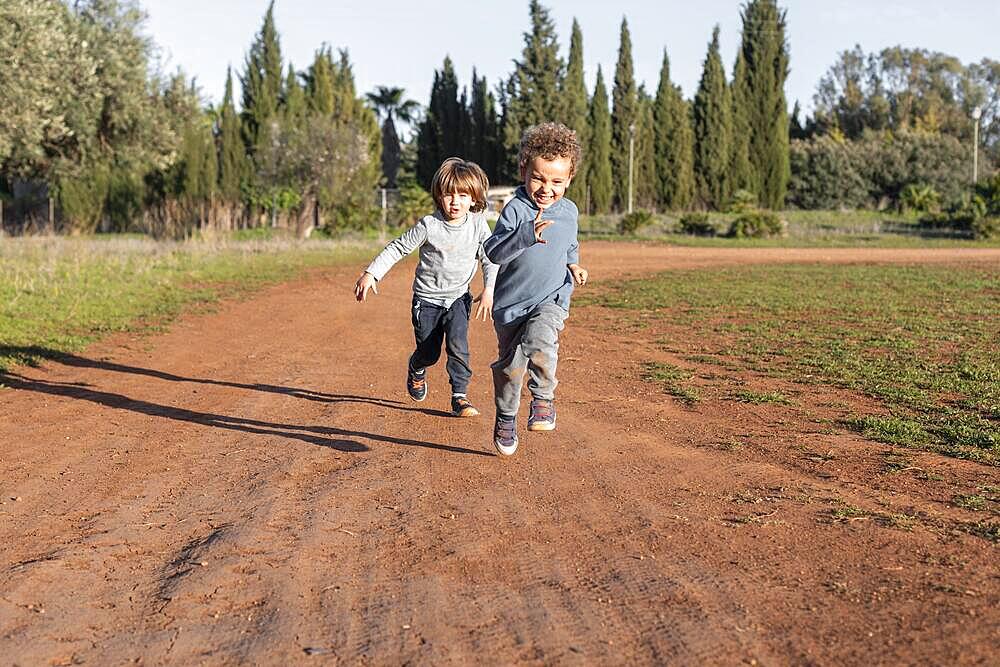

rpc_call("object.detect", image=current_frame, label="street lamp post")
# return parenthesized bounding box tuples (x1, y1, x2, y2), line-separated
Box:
(972, 106, 982, 186)
(628, 122, 636, 214)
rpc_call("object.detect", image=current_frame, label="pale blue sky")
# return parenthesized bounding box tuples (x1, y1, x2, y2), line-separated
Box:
(142, 0, 999, 127)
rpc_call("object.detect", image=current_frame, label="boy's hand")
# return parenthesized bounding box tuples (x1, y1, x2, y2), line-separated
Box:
(473, 290, 494, 321)
(354, 271, 378, 302)
(533, 208, 554, 244)
(568, 263, 589, 286)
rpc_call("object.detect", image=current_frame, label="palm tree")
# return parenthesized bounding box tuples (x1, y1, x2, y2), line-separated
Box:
(366, 86, 421, 188)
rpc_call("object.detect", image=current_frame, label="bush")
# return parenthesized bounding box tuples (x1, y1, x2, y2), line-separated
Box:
(677, 212, 717, 236)
(726, 189, 758, 214)
(726, 210, 786, 239)
(919, 195, 999, 239)
(619, 210, 654, 234)
(899, 183, 941, 214)
(393, 185, 433, 226)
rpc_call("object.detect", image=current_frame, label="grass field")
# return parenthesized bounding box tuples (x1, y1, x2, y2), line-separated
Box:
(586, 263, 1000, 464)
(579, 210, 1000, 248)
(0, 233, 373, 371)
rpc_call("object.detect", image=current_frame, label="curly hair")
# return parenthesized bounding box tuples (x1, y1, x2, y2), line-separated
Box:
(518, 122, 582, 176)
(431, 158, 489, 213)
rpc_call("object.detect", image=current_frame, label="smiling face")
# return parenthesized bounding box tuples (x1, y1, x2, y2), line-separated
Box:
(440, 190, 474, 222)
(521, 156, 574, 210)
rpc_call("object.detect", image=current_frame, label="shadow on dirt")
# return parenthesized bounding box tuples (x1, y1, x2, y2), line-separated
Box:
(0, 349, 490, 457)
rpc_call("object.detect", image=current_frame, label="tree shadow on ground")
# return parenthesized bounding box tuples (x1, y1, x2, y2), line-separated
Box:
(0, 345, 453, 417)
(0, 370, 491, 458)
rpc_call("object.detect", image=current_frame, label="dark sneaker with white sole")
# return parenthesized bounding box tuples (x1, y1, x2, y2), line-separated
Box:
(406, 367, 427, 402)
(493, 415, 518, 456)
(527, 398, 556, 431)
(451, 396, 480, 417)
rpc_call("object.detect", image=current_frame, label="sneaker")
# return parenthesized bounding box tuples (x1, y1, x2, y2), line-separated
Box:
(493, 415, 519, 456)
(451, 395, 480, 418)
(406, 367, 427, 402)
(527, 399, 556, 431)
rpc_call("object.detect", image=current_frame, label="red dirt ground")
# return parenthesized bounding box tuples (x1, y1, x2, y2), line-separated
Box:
(1, 243, 997, 665)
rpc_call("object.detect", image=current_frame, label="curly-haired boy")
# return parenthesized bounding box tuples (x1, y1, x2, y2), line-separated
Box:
(482, 122, 589, 455)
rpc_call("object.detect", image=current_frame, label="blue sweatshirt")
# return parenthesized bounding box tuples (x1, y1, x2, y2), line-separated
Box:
(483, 186, 580, 326)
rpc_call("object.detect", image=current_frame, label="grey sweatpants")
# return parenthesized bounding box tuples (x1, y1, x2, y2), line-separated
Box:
(491, 302, 568, 417)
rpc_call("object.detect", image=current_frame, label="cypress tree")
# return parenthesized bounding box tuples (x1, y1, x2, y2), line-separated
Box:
(501, 0, 564, 179)
(307, 47, 335, 116)
(469, 69, 499, 181)
(653, 51, 695, 210)
(562, 18, 589, 206)
(737, 0, 790, 209)
(218, 67, 248, 201)
(239, 1, 283, 153)
(416, 57, 463, 187)
(693, 26, 732, 209)
(611, 18, 637, 211)
(283, 63, 306, 120)
(634, 89, 657, 210)
(729, 49, 754, 197)
(588, 66, 613, 214)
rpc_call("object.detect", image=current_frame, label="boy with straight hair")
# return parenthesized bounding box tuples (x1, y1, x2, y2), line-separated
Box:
(483, 122, 589, 455)
(355, 158, 497, 417)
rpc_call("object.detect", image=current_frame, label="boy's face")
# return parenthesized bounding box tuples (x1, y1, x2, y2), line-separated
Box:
(521, 156, 574, 210)
(440, 191, 474, 222)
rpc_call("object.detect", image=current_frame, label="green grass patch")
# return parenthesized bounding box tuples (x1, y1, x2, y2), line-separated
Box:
(0, 235, 373, 372)
(734, 389, 792, 405)
(587, 263, 1000, 464)
(640, 361, 700, 404)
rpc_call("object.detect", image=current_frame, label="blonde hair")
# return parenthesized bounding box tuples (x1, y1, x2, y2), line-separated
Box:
(431, 158, 489, 213)
(518, 122, 582, 176)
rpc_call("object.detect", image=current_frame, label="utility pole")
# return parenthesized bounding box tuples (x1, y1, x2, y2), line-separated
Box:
(628, 122, 636, 214)
(972, 106, 982, 185)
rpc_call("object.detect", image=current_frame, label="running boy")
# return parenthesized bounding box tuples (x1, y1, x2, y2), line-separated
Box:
(354, 158, 497, 417)
(482, 123, 588, 455)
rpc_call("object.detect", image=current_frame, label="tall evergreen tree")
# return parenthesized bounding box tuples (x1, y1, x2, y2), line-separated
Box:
(588, 66, 613, 214)
(469, 70, 499, 181)
(561, 18, 590, 206)
(239, 1, 283, 154)
(306, 47, 335, 116)
(416, 57, 463, 187)
(693, 26, 732, 209)
(283, 63, 306, 120)
(653, 51, 695, 210)
(729, 50, 754, 196)
(611, 18, 637, 211)
(500, 0, 565, 181)
(218, 67, 249, 201)
(633, 88, 657, 210)
(737, 0, 790, 209)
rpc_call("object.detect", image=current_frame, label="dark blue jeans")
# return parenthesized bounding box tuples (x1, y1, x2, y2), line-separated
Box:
(409, 293, 473, 395)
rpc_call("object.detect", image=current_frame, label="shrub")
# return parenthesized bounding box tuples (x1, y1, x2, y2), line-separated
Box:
(677, 212, 717, 236)
(393, 185, 433, 226)
(899, 183, 941, 214)
(919, 195, 999, 239)
(726, 210, 786, 238)
(726, 189, 758, 214)
(619, 209, 654, 234)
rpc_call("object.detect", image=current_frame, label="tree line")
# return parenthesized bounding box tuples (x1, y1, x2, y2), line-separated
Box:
(0, 0, 380, 237)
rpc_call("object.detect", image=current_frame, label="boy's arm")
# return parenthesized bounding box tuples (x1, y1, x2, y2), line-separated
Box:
(477, 219, 499, 293)
(482, 204, 537, 265)
(365, 222, 428, 281)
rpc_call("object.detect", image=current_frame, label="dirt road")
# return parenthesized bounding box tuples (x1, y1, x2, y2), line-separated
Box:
(2, 243, 998, 664)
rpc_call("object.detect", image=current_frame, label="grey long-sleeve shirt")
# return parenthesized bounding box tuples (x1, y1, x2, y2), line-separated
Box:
(365, 210, 498, 307)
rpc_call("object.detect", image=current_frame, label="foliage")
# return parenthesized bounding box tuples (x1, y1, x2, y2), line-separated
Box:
(654, 51, 695, 210)
(240, 0, 282, 154)
(611, 18, 638, 211)
(677, 212, 717, 236)
(619, 209, 654, 234)
(899, 183, 941, 214)
(920, 195, 999, 239)
(393, 185, 435, 226)
(416, 57, 463, 188)
(693, 26, 732, 210)
(366, 85, 420, 188)
(726, 210, 785, 238)
(633, 92, 658, 210)
(562, 20, 590, 206)
(587, 67, 614, 215)
(736, 0, 790, 209)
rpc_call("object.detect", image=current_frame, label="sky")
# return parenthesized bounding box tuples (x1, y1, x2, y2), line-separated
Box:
(141, 0, 999, 130)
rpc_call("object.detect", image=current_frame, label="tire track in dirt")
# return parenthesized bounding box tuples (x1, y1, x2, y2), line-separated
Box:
(1, 243, 998, 664)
